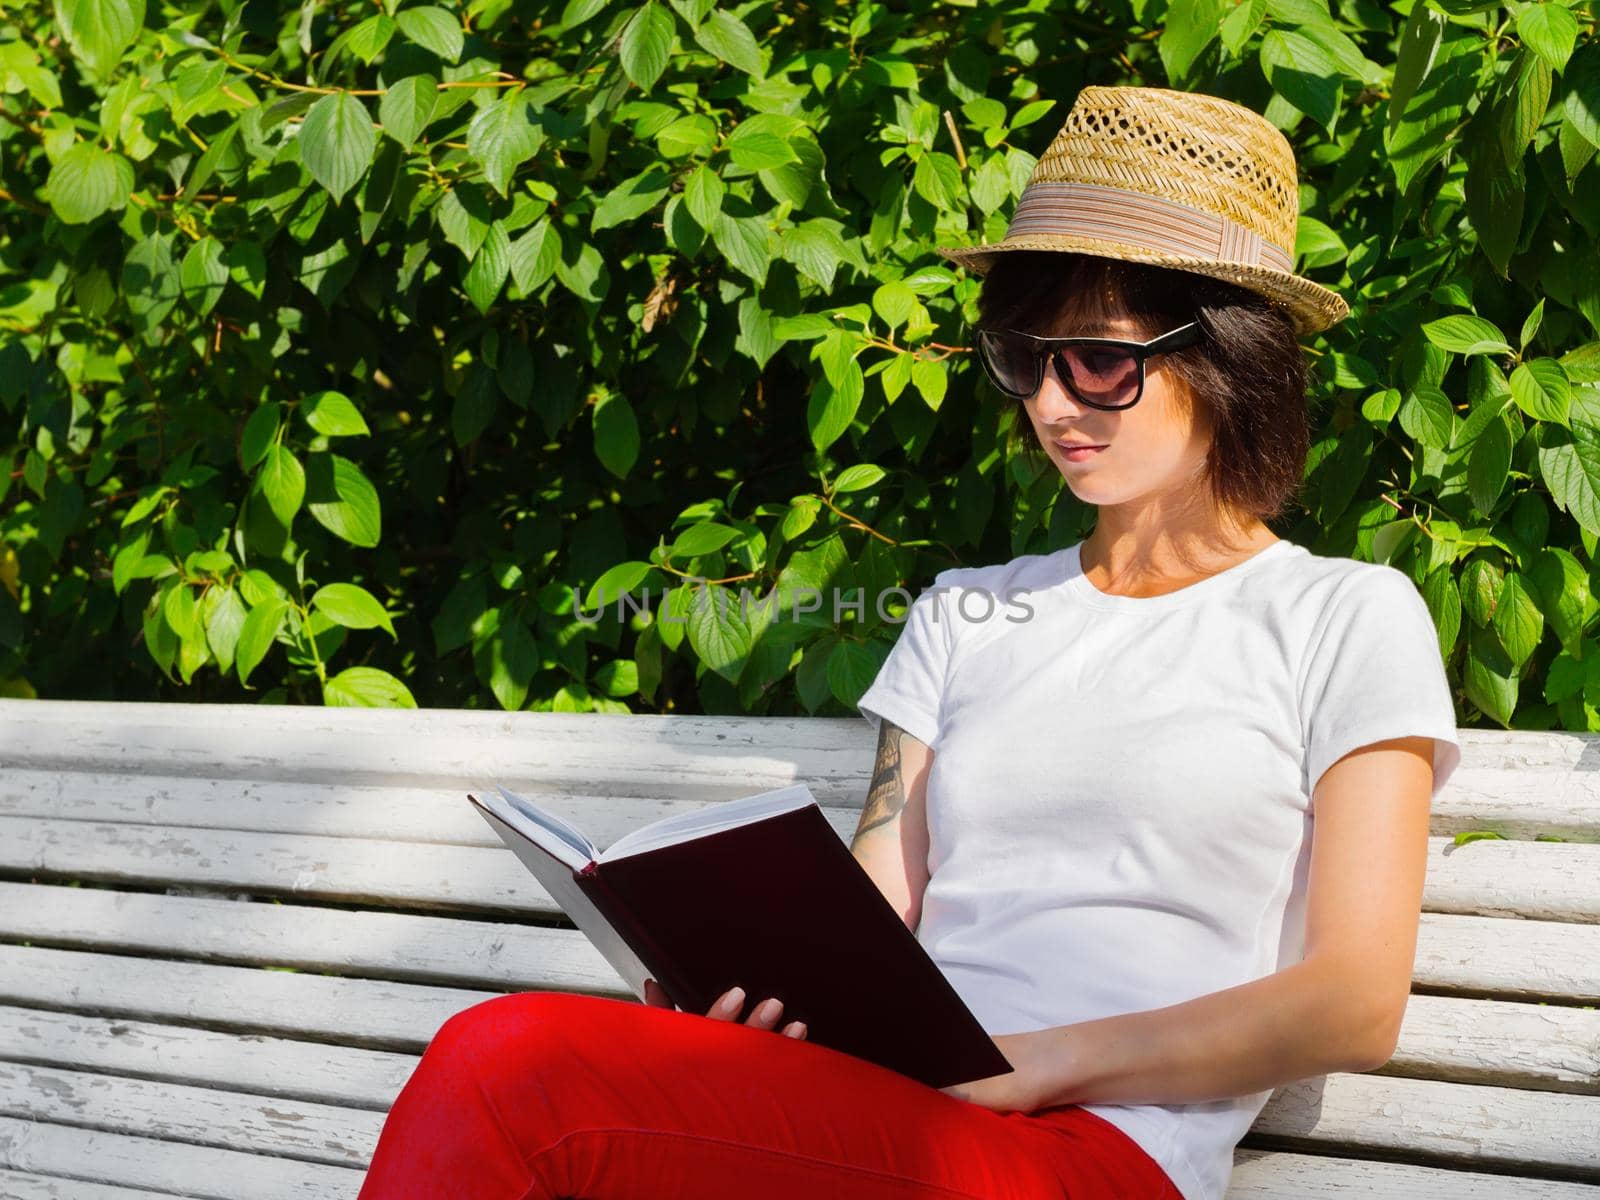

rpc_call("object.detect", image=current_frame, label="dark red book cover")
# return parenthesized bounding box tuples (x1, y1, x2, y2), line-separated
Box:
(576, 803, 1013, 1090)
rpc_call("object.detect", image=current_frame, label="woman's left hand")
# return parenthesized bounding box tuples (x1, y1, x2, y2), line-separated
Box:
(938, 1031, 1070, 1113)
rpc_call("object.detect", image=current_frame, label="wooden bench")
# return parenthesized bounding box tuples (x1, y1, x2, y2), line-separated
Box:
(0, 697, 1596, 1198)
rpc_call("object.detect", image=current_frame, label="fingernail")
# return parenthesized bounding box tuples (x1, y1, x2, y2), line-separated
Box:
(786, 1023, 807, 1039)
(719, 987, 745, 1013)
(760, 998, 783, 1021)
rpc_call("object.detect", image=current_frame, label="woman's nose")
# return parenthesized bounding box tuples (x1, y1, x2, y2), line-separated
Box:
(1031, 357, 1088, 420)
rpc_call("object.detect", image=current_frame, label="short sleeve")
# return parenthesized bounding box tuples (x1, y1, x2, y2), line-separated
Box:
(1300, 566, 1462, 803)
(856, 577, 955, 750)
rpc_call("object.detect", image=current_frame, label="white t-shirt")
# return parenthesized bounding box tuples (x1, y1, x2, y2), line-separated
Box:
(855, 537, 1461, 1200)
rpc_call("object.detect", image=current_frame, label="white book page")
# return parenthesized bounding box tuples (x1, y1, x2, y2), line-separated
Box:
(477, 785, 597, 870)
(600, 782, 817, 861)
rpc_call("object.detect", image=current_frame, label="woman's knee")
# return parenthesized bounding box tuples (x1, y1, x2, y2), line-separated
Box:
(425, 990, 625, 1065)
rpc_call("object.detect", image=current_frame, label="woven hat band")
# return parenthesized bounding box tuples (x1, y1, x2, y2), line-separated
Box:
(1005, 181, 1294, 275)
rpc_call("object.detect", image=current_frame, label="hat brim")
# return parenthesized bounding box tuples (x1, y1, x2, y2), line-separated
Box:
(935, 235, 1349, 336)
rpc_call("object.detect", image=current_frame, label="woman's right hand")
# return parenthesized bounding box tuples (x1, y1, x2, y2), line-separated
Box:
(643, 978, 807, 1040)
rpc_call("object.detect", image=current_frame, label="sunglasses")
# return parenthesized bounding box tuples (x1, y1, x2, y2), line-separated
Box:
(973, 321, 1203, 410)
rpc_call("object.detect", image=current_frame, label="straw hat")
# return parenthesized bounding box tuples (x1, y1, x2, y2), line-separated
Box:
(937, 85, 1349, 336)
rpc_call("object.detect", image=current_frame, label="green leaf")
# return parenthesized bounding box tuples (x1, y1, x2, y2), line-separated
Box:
(1466, 414, 1511, 517)
(1519, 3, 1579, 73)
(1399, 385, 1454, 448)
(911, 358, 947, 411)
(1464, 624, 1518, 727)
(235, 599, 289, 686)
(240, 403, 281, 470)
(684, 163, 724, 229)
(592, 167, 673, 231)
(833, 464, 886, 493)
(299, 92, 377, 203)
(781, 222, 846, 290)
(306, 453, 382, 547)
(1158, 0, 1228, 84)
(451, 364, 498, 446)
(1422, 314, 1514, 357)
(467, 91, 544, 197)
(259, 445, 305, 526)
(179, 236, 229, 317)
(1562, 42, 1600, 148)
(43, 143, 132, 224)
(808, 370, 862, 454)
(692, 9, 762, 76)
(1537, 420, 1600, 536)
(509, 220, 560, 293)
(871, 281, 917, 330)
(379, 73, 438, 149)
(121, 234, 179, 334)
(685, 584, 752, 683)
(203, 586, 248, 674)
(1260, 30, 1340, 130)
(312, 582, 396, 636)
(657, 114, 718, 157)
(620, 2, 675, 93)
(463, 220, 510, 313)
(593, 390, 640, 478)
(1491, 572, 1543, 668)
(911, 152, 962, 210)
(478, 618, 537, 711)
(826, 638, 883, 707)
(1511, 359, 1571, 425)
(344, 13, 396, 64)
(1499, 52, 1552, 167)
(585, 561, 654, 609)
(324, 666, 417, 707)
(671, 522, 740, 558)
(727, 130, 797, 172)
(1530, 547, 1589, 656)
(395, 6, 463, 62)
(302, 391, 370, 437)
(54, 0, 146, 78)
(711, 211, 770, 285)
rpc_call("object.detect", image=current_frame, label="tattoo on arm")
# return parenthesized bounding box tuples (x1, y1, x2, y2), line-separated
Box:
(856, 720, 909, 842)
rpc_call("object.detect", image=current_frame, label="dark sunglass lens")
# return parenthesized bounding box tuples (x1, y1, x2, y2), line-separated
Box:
(1057, 345, 1139, 406)
(979, 331, 1040, 397)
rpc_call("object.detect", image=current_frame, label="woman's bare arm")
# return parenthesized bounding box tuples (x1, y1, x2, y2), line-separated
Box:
(849, 720, 933, 932)
(1026, 735, 1435, 1107)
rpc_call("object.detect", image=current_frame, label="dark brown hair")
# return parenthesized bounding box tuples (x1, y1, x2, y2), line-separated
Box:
(974, 250, 1309, 525)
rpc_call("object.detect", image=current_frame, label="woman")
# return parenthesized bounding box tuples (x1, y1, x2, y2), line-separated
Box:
(357, 86, 1460, 1200)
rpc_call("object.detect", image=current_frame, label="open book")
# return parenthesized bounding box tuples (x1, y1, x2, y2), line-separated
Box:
(468, 782, 1012, 1090)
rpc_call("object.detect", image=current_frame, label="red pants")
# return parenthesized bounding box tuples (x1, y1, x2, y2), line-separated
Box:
(357, 990, 1182, 1199)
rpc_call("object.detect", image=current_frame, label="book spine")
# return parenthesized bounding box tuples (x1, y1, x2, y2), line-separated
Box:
(576, 861, 699, 1012)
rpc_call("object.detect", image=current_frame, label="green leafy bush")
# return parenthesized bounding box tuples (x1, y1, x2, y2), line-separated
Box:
(1, 0, 1598, 727)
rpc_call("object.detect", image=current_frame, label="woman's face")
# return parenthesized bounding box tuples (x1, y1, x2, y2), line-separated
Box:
(1022, 311, 1214, 509)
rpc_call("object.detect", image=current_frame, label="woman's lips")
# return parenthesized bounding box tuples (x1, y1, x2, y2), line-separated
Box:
(1057, 442, 1106, 462)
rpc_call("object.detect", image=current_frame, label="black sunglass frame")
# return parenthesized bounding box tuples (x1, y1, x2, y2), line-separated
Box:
(973, 321, 1204, 410)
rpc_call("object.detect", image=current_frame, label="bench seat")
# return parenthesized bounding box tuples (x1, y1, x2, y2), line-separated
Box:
(1, 699, 1596, 1197)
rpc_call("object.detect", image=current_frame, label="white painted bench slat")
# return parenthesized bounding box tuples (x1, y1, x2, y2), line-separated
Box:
(9, 815, 1600, 924)
(0, 1061, 381, 1168)
(5, 944, 1594, 1095)
(0, 1006, 417, 1111)
(5, 1044, 1597, 1178)
(1253, 1072, 1600, 1171)
(3, 702, 1598, 835)
(0, 944, 501, 1052)
(4, 880, 1595, 1004)
(0, 1168, 234, 1200)
(0, 1116, 365, 1200)
(8, 760, 1596, 844)
(1227, 1151, 1600, 1198)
